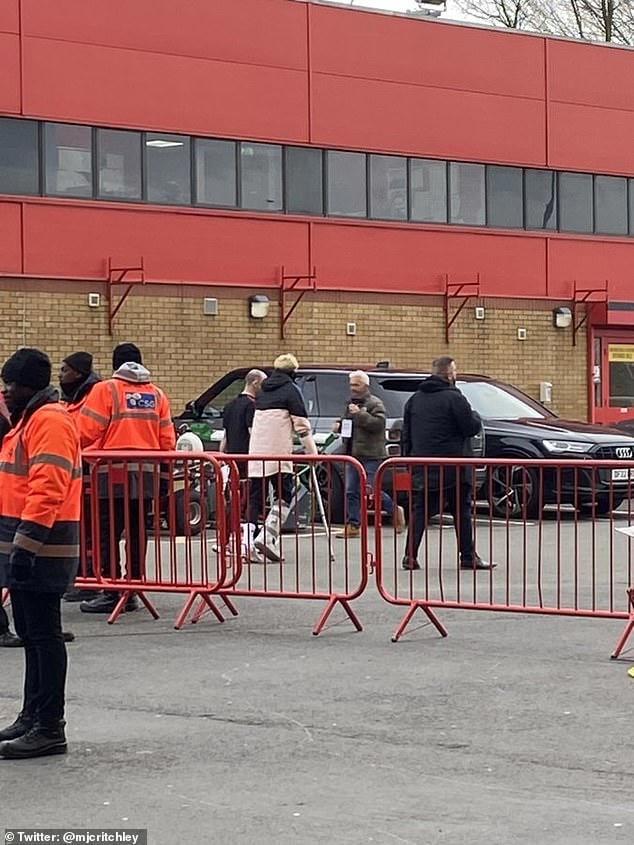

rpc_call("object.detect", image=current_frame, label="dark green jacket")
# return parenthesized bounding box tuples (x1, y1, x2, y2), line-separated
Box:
(342, 393, 387, 460)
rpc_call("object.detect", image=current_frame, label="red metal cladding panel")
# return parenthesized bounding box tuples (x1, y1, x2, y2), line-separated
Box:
(0, 201, 22, 273)
(22, 38, 309, 142)
(21, 0, 307, 71)
(311, 73, 545, 164)
(549, 40, 634, 112)
(311, 7, 545, 100)
(0, 33, 20, 114)
(549, 102, 634, 176)
(548, 238, 634, 300)
(22, 204, 309, 285)
(0, 0, 19, 33)
(312, 223, 547, 297)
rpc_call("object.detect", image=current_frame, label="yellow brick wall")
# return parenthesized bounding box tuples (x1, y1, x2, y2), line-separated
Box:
(0, 284, 588, 420)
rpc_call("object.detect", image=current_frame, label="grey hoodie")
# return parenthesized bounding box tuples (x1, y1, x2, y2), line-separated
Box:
(113, 361, 152, 384)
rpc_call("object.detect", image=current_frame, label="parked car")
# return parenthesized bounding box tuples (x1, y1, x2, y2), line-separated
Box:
(175, 365, 634, 519)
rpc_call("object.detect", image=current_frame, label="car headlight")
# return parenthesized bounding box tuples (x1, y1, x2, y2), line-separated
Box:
(541, 439, 592, 454)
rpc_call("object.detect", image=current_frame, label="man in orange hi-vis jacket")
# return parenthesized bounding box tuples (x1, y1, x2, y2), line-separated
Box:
(0, 348, 81, 760)
(77, 343, 175, 615)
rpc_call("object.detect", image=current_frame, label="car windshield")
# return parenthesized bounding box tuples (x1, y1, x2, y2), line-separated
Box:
(370, 377, 424, 417)
(458, 381, 547, 420)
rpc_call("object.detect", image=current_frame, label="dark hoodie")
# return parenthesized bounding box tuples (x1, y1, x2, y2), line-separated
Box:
(61, 370, 101, 407)
(255, 370, 308, 417)
(402, 375, 481, 460)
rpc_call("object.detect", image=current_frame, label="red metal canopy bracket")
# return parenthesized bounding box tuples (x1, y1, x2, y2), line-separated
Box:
(279, 265, 317, 340)
(107, 257, 146, 335)
(443, 273, 480, 343)
(572, 279, 608, 347)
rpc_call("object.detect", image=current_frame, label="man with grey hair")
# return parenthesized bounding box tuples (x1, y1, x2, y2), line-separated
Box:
(220, 368, 266, 474)
(335, 370, 404, 538)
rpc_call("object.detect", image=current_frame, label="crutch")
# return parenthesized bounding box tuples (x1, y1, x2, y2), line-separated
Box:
(309, 463, 335, 562)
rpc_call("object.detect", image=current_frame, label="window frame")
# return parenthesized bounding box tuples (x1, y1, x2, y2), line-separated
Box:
(143, 130, 192, 207)
(95, 127, 143, 203)
(192, 137, 239, 209)
(42, 121, 95, 200)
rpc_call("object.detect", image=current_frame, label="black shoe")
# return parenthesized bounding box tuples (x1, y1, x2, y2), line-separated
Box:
(79, 591, 118, 614)
(63, 589, 95, 603)
(125, 595, 139, 612)
(460, 555, 497, 570)
(401, 557, 421, 571)
(0, 724, 67, 759)
(62, 631, 75, 643)
(0, 712, 33, 742)
(0, 630, 22, 647)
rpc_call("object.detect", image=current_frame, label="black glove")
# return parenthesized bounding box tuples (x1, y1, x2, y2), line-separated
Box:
(8, 547, 36, 583)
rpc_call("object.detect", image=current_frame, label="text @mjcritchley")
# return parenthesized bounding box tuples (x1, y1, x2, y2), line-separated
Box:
(4, 833, 146, 845)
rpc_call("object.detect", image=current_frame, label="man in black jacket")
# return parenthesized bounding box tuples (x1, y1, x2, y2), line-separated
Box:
(401, 356, 495, 572)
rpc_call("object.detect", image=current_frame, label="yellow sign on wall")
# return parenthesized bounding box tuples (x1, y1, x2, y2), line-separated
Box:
(609, 344, 634, 362)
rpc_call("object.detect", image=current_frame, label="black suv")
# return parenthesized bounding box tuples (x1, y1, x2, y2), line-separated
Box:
(176, 366, 634, 518)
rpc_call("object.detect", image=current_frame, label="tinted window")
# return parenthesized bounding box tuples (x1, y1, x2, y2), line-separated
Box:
(0, 118, 39, 195)
(146, 133, 191, 204)
(370, 378, 423, 417)
(203, 377, 244, 417)
(458, 381, 546, 420)
(369, 154, 407, 220)
(326, 151, 367, 217)
(594, 175, 627, 235)
(195, 139, 236, 207)
(486, 165, 523, 228)
(285, 147, 323, 215)
(449, 163, 485, 225)
(524, 169, 556, 230)
(410, 159, 447, 223)
(44, 123, 92, 198)
(240, 142, 282, 211)
(97, 129, 142, 200)
(558, 172, 593, 233)
(295, 375, 318, 416)
(317, 373, 352, 416)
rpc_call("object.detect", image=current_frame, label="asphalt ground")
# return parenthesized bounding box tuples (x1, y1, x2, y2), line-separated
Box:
(1, 517, 634, 845)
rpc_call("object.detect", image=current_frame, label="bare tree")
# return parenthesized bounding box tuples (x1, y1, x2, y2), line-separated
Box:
(454, 0, 634, 44)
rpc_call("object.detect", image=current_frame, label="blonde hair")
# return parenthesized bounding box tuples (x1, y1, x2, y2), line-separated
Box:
(273, 353, 299, 372)
(349, 370, 370, 385)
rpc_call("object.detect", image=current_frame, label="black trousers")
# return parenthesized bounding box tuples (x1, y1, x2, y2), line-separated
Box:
(405, 483, 475, 564)
(247, 473, 294, 525)
(0, 601, 9, 634)
(98, 498, 151, 581)
(10, 589, 67, 727)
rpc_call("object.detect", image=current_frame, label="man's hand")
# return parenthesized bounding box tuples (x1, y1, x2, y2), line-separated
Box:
(347, 403, 361, 415)
(8, 547, 36, 583)
(332, 420, 341, 433)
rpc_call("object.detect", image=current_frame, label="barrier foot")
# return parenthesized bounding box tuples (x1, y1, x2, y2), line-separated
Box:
(174, 592, 227, 628)
(611, 589, 634, 659)
(220, 595, 239, 617)
(107, 590, 158, 625)
(391, 602, 448, 643)
(312, 597, 362, 636)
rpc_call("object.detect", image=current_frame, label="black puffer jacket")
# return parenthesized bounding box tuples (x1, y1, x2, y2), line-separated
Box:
(402, 376, 481, 488)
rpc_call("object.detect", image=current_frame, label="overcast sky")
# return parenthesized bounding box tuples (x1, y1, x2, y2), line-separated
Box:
(327, 0, 474, 23)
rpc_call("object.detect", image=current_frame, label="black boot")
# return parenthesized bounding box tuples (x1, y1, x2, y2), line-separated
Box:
(63, 589, 95, 603)
(79, 591, 118, 614)
(0, 712, 33, 742)
(0, 722, 67, 759)
(0, 630, 22, 647)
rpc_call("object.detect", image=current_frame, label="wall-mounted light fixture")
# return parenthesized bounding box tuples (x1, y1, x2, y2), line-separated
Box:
(249, 294, 270, 319)
(552, 306, 573, 329)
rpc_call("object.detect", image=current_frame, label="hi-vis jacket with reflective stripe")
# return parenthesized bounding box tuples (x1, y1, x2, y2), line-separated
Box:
(0, 387, 82, 593)
(78, 362, 176, 498)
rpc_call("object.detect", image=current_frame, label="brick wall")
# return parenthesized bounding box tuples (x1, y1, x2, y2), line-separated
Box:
(0, 282, 588, 420)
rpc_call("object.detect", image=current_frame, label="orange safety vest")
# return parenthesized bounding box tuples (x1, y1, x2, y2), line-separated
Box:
(0, 392, 82, 593)
(78, 376, 176, 496)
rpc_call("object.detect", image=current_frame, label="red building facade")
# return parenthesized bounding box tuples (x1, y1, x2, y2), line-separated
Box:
(1, 0, 633, 419)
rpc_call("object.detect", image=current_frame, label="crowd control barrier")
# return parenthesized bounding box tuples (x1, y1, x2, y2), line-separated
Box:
(77, 451, 235, 626)
(75, 451, 371, 634)
(374, 457, 634, 657)
(190, 453, 371, 635)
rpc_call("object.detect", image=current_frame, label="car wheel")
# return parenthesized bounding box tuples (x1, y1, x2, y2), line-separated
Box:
(315, 463, 346, 525)
(174, 488, 203, 536)
(488, 458, 541, 519)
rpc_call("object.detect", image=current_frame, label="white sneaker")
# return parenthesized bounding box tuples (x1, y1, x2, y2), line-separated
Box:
(248, 547, 266, 564)
(253, 538, 284, 563)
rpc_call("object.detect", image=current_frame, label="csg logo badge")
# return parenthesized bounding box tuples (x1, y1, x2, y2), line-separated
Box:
(126, 392, 157, 410)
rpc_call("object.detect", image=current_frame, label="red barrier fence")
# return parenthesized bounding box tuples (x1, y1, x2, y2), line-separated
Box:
(374, 457, 634, 657)
(75, 451, 371, 634)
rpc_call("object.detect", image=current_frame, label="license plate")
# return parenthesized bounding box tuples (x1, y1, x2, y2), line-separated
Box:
(611, 468, 634, 481)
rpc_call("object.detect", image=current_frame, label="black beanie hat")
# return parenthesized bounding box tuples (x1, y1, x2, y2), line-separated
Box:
(63, 351, 93, 377)
(112, 342, 142, 371)
(1, 348, 51, 391)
